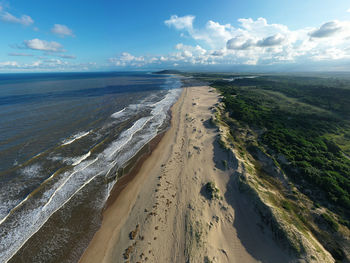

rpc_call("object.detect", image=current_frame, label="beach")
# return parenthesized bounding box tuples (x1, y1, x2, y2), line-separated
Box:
(79, 85, 291, 263)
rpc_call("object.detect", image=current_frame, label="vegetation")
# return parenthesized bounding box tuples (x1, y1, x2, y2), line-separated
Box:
(153, 69, 183, 74)
(205, 181, 221, 200)
(321, 213, 339, 232)
(212, 75, 350, 221)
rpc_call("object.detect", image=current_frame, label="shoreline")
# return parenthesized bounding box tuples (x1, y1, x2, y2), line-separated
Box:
(79, 87, 185, 262)
(103, 125, 166, 212)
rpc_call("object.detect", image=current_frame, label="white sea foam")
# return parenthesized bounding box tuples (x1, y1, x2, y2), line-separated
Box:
(111, 108, 126, 118)
(105, 117, 151, 160)
(20, 164, 42, 178)
(72, 151, 91, 166)
(61, 131, 90, 146)
(42, 157, 99, 211)
(4, 170, 104, 263)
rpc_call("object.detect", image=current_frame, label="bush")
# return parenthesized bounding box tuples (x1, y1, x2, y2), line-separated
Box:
(321, 213, 339, 232)
(206, 182, 221, 200)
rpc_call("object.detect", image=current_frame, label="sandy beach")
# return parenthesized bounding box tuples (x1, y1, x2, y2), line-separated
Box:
(79, 86, 291, 263)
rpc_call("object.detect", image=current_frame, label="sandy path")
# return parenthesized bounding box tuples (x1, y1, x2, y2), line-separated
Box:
(80, 86, 290, 263)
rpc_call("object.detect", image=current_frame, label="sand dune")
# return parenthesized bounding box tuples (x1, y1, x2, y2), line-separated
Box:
(79, 86, 291, 263)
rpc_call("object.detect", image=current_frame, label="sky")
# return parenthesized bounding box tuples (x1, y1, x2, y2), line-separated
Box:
(1, 0, 350, 72)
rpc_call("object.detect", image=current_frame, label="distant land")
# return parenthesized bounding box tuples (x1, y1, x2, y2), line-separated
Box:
(153, 69, 183, 74)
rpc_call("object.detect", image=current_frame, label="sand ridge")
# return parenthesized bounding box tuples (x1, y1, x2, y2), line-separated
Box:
(80, 86, 291, 263)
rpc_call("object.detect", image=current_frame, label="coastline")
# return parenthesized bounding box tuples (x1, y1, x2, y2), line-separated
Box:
(80, 85, 291, 263)
(79, 87, 185, 263)
(103, 131, 166, 212)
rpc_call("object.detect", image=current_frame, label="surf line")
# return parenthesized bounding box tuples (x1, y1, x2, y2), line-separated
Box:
(42, 157, 99, 211)
(5, 170, 104, 263)
(61, 131, 91, 146)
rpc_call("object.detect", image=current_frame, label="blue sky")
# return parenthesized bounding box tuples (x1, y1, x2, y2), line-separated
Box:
(1, 0, 350, 72)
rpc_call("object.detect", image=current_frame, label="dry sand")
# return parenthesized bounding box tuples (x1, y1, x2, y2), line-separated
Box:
(79, 86, 291, 263)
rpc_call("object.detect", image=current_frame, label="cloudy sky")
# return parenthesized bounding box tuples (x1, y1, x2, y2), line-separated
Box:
(1, 0, 350, 72)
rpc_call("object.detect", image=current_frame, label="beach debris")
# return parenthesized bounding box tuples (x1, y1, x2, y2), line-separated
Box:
(212, 215, 219, 223)
(193, 145, 201, 153)
(129, 224, 140, 240)
(123, 244, 135, 259)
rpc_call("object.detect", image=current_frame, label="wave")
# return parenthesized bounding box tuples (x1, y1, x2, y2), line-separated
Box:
(61, 131, 91, 146)
(111, 108, 126, 118)
(72, 151, 91, 166)
(105, 117, 151, 160)
(5, 169, 104, 263)
(42, 157, 99, 211)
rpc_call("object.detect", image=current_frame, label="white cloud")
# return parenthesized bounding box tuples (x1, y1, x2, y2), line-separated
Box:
(227, 36, 254, 50)
(257, 33, 285, 47)
(309, 21, 342, 38)
(192, 20, 235, 48)
(0, 6, 33, 26)
(165, 15, 195, 31)
(109, 16, 350, 69)
(109, 52, 146, 67)
(1, 12, 33, 26)
(211, 50, 225, 56)
(24, 39, 64, 52)
(347, 8, 350, 13)
(0, 61, 19, 67)
(51, 24, 74, 37)
(163, 15, 350, 66)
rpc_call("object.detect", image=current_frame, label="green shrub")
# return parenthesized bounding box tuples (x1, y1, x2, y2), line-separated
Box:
(206, 182, 220, 200)
(321, 213, 339, 232)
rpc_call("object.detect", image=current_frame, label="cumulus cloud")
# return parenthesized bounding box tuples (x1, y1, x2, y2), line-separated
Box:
(165, 15, 195, 30)
(192, 20, 236, 48)
(0, 6, 33, 26)
(51, 24, 74, 37)
(309, 21, 342, 38)
(227, 36, 254, 50)
(109, 52, 146, 67)
(226, 33, 284, 50)
(211, 50, 225, 56)
(347, 8, 350, 13)
(108, 43, 223, 68)
(163, 15, 350, 66)
(23, 39, 64, 52)
(110, 15, 350, 69)
(257, 33, 285, 47)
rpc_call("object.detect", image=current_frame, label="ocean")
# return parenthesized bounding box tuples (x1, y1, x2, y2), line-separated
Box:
(0, 72, 182, 262)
